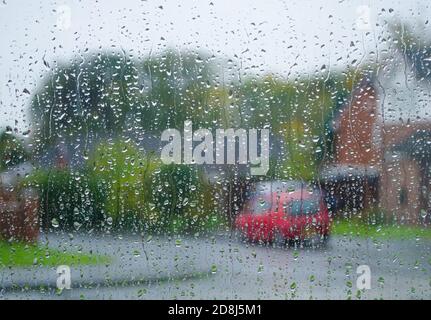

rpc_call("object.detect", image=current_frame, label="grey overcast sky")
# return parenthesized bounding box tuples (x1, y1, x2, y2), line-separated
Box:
(1, 0, 430, 132)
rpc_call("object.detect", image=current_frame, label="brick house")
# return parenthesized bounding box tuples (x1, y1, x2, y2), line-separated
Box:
(321, 62, 431, 224)
(321, 76, 381, 214)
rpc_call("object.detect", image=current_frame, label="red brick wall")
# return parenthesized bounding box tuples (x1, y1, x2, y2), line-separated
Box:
(380, 156, 421, 224)
(334, 84, 381, 166)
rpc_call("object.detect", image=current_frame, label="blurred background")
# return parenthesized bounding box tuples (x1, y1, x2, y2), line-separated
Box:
(0, 0, 430, 300)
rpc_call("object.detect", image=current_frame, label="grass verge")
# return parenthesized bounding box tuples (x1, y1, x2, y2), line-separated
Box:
(332, 219, 431, 240)
(0, 241, 111, 268)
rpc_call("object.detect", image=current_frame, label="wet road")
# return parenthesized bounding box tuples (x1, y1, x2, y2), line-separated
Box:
(1, 233, 430, 299)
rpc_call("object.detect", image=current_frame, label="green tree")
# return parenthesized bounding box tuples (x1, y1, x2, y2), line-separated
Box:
(31, 51, 141, 153)
(31, 49, 228, 158)
(151, 164, 199, 219)
(137, 49, 228, 132)
(0, 131, 28, 171)
(233, 72, 352, 181)
(87, 139, 160, 231)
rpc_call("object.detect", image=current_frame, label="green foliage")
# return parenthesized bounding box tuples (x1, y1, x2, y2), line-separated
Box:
(87, 139, 160, 231)
(332, 217, 431, 240)
(24, 138, 222, 234)
(23, 168, 106, 231)
(136, 49, 229, 132)
(31, 49, 227, 155)
(233, 73, 353, 181)
(151, 164, 221, 234)
(151, 164, 199, 218)
(0, 131, 28, 171)
(31, 51, 141, 152)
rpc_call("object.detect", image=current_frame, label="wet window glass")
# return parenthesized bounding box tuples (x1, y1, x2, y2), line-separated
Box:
(0, 0, 430, 301)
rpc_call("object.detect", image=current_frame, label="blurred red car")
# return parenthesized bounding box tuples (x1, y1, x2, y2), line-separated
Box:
(235, 181, 330, 246)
